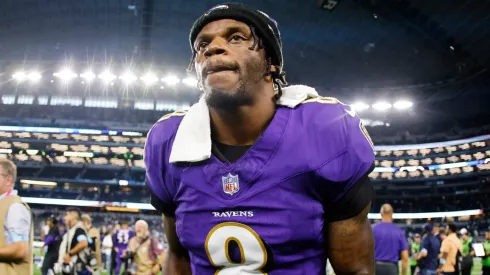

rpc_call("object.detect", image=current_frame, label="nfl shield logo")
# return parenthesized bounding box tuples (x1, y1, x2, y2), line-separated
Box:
(222, 173, 239, 196)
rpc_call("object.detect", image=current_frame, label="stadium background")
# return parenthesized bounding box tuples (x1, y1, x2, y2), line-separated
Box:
(1, 0, 490, 274)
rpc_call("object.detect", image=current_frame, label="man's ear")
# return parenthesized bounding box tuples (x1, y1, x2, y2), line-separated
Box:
(270, 65, 277, 73)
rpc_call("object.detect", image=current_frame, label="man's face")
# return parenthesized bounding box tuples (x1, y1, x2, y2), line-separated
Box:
(47, 220, 53, 228)
(121, 224, 129, 230)
(486, 232, 490, 240)
(64, 212, 73, 228)
(415, 236, 420, 244)
(135, 223, 148, 238)
(462, 234, 468, 241)
(84, 221, 92, 230)
(0, 167, 12, 194)
(194, 19, 269, 110)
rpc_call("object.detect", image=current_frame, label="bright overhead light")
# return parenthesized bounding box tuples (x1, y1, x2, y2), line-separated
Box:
(12, 71, 27, 81)
(27, 72, 42, 82)
(351, 102, 369, 112)
(161, 75, 180, 86)
(119, 180, 129, 186)
(119, 71, 137, 84)
(182, 76, 198, 87)
(140, 73, 158, 86)
(393, 100, 413, 110)
(80, 71, 96, 81)
(53, 69, 78, 81)
(98, 71, 117, 83)
(372, 101, 392, 112)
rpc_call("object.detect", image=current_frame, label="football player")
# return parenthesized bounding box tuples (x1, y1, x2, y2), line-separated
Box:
(112, 221, 134, 275)
(145, 3, 375, 274)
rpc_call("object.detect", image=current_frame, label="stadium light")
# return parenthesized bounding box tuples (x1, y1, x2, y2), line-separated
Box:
(140, 73, 158, 86)
(394, 100, 413, 110)
(119, 180, 129, 186)
(27, 72, 42, 82)
(80, 71, 96, 82)
(12, 71, 27, 82)
(372, 101, 392, 112)
(161, 75, 180, 86)
(351, 102, 369, 112)
(53, 69, 78, 82)
(182, 76, 198, 87)
(98, 70, 117, 83)
(119, 71, 137, 84)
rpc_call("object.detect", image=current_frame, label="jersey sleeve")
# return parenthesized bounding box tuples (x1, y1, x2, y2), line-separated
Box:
(317, 103, 375, 222)
(144, 119, 181, 217)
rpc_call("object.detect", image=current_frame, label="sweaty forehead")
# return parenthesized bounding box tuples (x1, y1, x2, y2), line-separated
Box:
(196, 19, 250, 40)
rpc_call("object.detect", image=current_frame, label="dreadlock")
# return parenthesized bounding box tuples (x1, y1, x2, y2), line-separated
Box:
(249, 25, 287, 100)
(187, 25, 287, 99)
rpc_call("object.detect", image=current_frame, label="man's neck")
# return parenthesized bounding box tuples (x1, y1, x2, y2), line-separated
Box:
(210, 92, 276, 146)
(381, 217, 392, 223)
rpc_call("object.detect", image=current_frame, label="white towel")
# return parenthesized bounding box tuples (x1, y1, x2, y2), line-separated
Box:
(169, 85, 319, 163)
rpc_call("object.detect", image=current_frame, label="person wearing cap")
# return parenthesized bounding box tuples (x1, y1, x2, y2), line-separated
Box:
(482, 230, 490, 275)
(145, 2, 376, 275)
(417, 223, 441, 275)
(41, 216, 61, 275)
(372, 204, 409, 275)
(459, 228, 474, 275)
(410, 234, 422, 275)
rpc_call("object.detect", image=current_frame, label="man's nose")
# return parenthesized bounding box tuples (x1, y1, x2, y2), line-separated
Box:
(204, 38, 227, 58)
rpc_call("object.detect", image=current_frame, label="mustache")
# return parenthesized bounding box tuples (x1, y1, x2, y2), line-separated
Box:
(202, 60, 239, 78)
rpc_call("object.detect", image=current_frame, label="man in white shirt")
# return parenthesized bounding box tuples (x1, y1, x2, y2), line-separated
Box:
(102, 229, 113, 272)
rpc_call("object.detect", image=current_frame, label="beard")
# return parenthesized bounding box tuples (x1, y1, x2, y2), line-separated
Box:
(204, 80, 255, 111)
(200, 53, 268, 111)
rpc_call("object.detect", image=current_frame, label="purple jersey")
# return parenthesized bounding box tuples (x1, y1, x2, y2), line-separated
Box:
(145, 98, 375, 275)
(113, 229, 135, 250)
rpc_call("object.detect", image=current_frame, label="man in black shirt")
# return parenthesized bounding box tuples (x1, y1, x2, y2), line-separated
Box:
(56, 207, 90, 275)
(41, 216, 61, 275)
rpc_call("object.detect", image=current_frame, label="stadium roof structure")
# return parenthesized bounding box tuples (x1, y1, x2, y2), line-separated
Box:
(0, 0, 489, 125)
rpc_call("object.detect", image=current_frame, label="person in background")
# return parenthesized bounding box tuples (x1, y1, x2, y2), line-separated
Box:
(125, 220, 162, 275)
(82, 214, 101, 271)
(110, 224, 121, 275)
(0, 159, 33, 275)
(113, 221, 134, 275)
(417, 223, 441, 275)
(55, 207, 90, 275)
(409, 234, 421, 275)
(459, 228, 474, 275)
(433, 224, 441, 240)
(102, 227, 113, 273)
(41, 216, 61, 275)
(438, 223, 462, 275)
(482, 230, 490, 275)
(41, 219, 50, 240)
(372, 204, 409, 275)
(438, 227, 447, 241)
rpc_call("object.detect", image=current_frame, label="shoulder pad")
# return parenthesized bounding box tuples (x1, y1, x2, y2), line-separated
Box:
(147, 111, 186, 147)
(156, 110, 187, 123)
(300, 96, 340, 105)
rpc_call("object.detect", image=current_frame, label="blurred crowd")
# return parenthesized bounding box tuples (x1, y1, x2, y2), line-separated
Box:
(38, 208, 166, 275)
(373, 204, 490, 275)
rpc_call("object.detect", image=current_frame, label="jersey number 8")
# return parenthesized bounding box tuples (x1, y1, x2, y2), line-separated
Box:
(205, 222, 269, 275)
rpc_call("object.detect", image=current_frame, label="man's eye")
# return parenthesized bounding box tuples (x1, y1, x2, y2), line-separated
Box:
(230, 35, 245, 41)
(197, 43, 208, 51)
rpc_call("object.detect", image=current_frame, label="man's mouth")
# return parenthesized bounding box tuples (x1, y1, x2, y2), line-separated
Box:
(205, 65, 237, 76)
